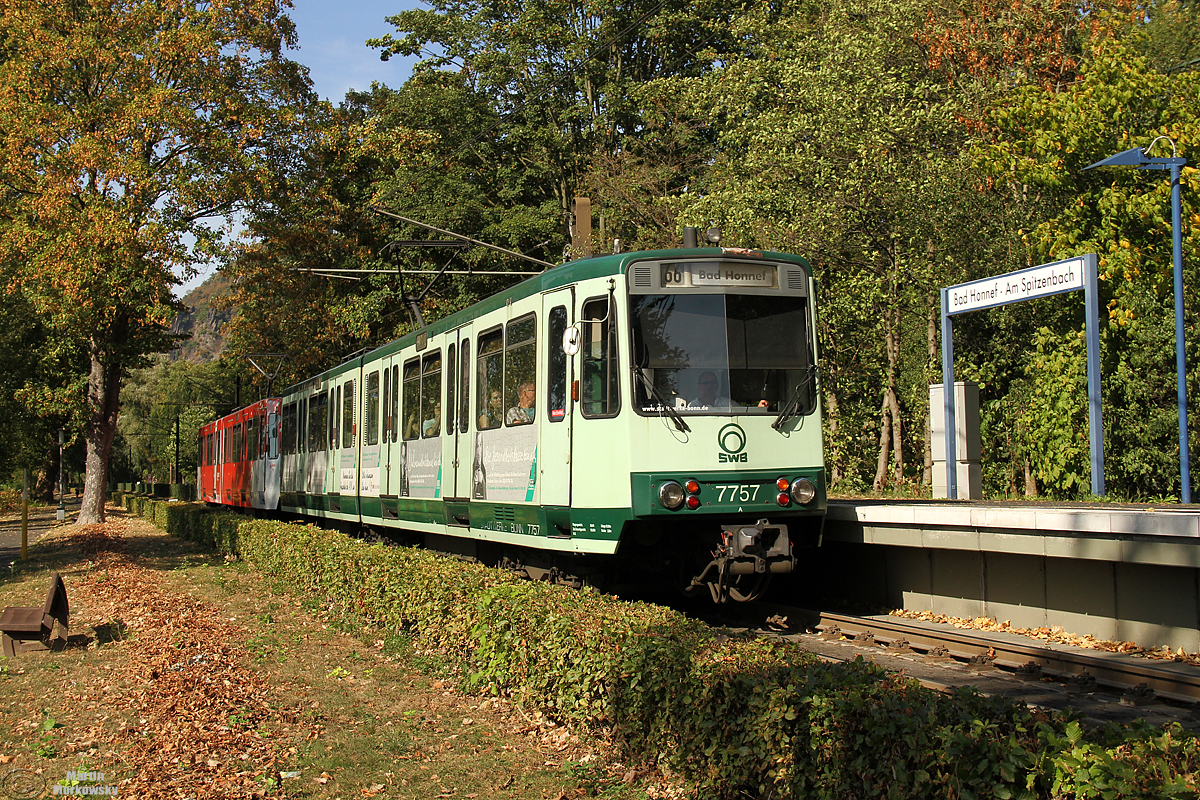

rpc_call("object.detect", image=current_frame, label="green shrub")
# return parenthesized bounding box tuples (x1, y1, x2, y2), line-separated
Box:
(130, 498, 1200, 799)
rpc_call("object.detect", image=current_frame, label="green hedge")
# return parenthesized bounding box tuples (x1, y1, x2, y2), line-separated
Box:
(115, 494, 1200, 799)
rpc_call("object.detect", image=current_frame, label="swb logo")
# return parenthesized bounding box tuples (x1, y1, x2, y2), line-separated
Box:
(717, 424, 748, 462)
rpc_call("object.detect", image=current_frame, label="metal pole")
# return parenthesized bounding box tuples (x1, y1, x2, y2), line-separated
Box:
(1171, 163, 1192, 503)
(175, 415, 180, 485)
(56, 429, 65, 522)
(940, 288, 958, 499)
(21, 469, 28, 560)
(1084, 254, 1105, 497)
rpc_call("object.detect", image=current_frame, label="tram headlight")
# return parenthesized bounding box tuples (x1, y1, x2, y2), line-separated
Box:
(659, 481, 685, 510)
(791, 478, 817, 505)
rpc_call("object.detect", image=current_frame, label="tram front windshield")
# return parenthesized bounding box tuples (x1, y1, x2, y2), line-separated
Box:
(630, 293, 816, 415)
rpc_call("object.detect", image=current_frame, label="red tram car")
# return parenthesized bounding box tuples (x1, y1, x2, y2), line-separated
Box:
(197, 398, 282, 510)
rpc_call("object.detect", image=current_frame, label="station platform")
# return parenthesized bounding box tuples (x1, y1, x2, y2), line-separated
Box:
(801, 500, 1200, 653)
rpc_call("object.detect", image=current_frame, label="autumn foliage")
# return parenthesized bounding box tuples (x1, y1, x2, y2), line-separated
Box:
(0, 0, 313, 522)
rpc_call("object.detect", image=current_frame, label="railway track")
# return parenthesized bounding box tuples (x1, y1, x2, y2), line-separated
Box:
(737, 604, 1200, 713)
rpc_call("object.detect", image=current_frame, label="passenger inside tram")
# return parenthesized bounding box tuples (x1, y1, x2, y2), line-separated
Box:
(506, 381, 535, 425)
(423, 402, 441, 436)
(478, 390, 503, 430)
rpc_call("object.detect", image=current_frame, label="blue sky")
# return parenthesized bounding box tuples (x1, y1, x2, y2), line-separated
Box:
(289, 0, 424, 104)
(177, 1, 426, 296)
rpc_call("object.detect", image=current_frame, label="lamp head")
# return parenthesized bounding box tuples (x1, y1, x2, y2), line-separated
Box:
(1083, 147, 1150, 170)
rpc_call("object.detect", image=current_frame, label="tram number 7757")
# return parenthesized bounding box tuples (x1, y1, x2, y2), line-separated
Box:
(714, 484, 762, 503)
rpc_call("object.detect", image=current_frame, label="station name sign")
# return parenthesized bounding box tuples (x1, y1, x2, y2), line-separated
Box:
(947, 257, 1085, 315)
(661, 261, 777, 289)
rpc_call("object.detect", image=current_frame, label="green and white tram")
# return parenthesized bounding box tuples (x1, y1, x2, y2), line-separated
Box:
(274, 244, 825, 602)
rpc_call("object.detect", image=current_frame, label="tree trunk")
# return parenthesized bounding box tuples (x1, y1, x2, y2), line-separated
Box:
(77, 348, 122, 525)
(821, 321, 842, 487)
(889, 303, 904, 486)
(924, 301, 937, 486)
(873, 303, 902, 492)
(873, 392, 892, 492)
(824, 383, 842, 487)
(33, 446, 58, 502)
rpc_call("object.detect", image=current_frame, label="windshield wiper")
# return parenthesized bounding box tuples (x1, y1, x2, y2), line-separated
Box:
(772, 366, 818, 431)
(633, 369, 691, 434)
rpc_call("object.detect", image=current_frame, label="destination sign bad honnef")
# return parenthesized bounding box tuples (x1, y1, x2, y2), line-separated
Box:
(661, 262, 778, 289)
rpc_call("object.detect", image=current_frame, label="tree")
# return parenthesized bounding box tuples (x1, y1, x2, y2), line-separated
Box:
(118, 356, 238, 484)
(223, 75, 563, 383)
(0, 0, 313, 522)
(649, 0, 1010, 490)
(0, 290, 88, 498)
(368, 0, 737, 248)
(977, 25, 1200, 498)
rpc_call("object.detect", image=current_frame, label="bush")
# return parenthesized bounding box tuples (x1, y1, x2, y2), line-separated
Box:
(125, 497, 1200, 799)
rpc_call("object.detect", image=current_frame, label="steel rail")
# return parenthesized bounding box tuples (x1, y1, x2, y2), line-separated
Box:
(764, 605, 1200, 705)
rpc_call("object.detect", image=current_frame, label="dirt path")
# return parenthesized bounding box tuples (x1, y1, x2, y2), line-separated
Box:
(0, 497, 80, 566)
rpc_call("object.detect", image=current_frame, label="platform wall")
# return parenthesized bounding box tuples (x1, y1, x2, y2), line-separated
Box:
(793, 503, 1200, 652)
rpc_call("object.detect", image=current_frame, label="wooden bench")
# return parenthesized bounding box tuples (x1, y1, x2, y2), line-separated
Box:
(0, 573, 69, 657)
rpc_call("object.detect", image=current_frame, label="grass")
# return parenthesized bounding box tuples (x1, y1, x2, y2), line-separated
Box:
(0, 507, 664, 800)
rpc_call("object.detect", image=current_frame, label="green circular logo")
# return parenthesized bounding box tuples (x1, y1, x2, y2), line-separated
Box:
(718, 423, 746, 455)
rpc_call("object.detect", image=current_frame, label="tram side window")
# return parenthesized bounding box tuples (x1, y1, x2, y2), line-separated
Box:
(390, 366, 400, 442)
(282, 403, 296, 455)
(366, 372, 380, 446)
(446, 344, 456, 434)
(402, 358, 421, 440)
(421, 351, 441, 437)
(581, 297, 619, 417)
(342, 380, 355, 449)
(309, 392, 328, 452)
(476, 329, 503, 430)
(383, 367, 392, 442)
(298, 398, 308, 453)
(548, 306, 568, 422)
(246, 415, 258, 461)
(231, 423, 243, 463)
(459, 339, 471, 433)
(331, 385, 341, 450)
(505, 314, 536, 426)
(267, 409, 280, 459)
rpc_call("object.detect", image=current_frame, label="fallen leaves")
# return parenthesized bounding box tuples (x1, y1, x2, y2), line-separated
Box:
(52, 519, 298, 798)
(890, 608, 1200, 664)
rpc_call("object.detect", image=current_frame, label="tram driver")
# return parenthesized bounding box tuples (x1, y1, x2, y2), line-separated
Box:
(688, 371, 730, 409)
(685, 371, 770, 411)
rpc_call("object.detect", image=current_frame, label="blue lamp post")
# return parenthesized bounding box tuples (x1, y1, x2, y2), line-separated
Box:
(1084, 138, 1191, 503)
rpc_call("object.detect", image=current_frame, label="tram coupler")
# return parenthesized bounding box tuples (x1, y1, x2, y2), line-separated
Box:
(719, 519, 794, 576)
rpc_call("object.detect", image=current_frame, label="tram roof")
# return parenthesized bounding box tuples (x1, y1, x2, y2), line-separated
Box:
(279, 247, 810, 395)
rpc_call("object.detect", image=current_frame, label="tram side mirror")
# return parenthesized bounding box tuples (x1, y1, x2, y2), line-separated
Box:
(562, 325, 581, 356)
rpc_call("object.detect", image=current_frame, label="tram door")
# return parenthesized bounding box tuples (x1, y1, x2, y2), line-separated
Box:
(540, 288, 574, 508)
(447, 326, 473, 500)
